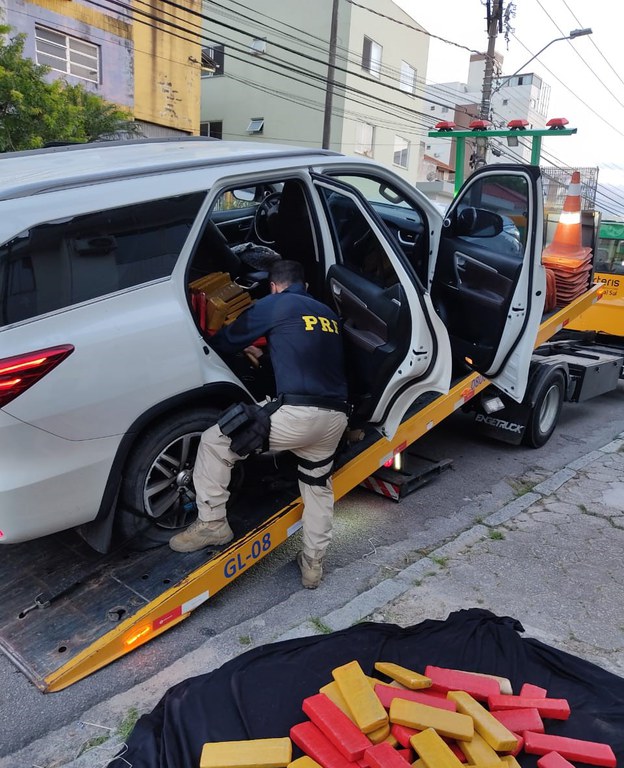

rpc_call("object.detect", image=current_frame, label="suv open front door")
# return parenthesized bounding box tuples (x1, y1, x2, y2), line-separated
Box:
(431, 164, 546, 401)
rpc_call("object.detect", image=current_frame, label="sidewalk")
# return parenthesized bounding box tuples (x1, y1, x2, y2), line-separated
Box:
(3, 431, 624, 768)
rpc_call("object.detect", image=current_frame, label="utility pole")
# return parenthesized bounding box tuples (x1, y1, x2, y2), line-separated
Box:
(322, 0, 340, 149)
(475, 0, 504, 167)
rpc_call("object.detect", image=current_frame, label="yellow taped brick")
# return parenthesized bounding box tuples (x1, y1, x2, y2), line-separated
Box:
(200, 738, 292, 768)
(410, 728, 465, 768)
(447, 690, 517, 752)
(367, 722, 391, 744)
(374, 662, 432, 689)
(390, 698, 473, 741)
(501, 757, 522, 768)
(319, 681, 354, 720)
(383, 733, 399, 748)
(333, 660, 388, 734)
(288, 758, 322, 768)
(412, 760, 426, 768)
(458, 732, 503, 766)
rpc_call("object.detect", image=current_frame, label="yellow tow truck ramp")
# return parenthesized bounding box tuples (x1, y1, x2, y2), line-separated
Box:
(0, 286, 602, 692)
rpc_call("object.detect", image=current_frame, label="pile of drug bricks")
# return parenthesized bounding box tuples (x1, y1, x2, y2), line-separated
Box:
(200, 661, 617, 768)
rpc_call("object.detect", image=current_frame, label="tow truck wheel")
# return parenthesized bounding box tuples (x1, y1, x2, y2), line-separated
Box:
(117, 408, 221, 548)
(523, 369, 565, 448)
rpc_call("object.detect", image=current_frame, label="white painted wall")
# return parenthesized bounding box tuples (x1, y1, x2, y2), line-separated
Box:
(200, 0, 430, 179)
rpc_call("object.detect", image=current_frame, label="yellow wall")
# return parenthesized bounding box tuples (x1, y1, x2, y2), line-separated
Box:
(28, 0, 131, 38)
(132, 0, 202, 134)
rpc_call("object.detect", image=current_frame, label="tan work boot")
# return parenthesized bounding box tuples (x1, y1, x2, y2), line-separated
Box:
(297, 551, 323, 589)
(169, 518, 233, 552)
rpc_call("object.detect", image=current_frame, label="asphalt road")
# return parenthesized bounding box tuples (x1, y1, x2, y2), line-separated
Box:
(3, 382, 624, 756)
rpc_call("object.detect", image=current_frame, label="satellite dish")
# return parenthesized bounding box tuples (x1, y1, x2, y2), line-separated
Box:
(426, 171, 436, 181)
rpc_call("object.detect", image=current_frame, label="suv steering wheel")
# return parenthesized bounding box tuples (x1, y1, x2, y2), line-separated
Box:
(253, 192, 281, 245)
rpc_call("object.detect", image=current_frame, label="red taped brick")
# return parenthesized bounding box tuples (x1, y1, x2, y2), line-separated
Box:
(491, 708, 544, 733)
(488, 695, 570, 720)
(375, 684, 456, 712)
(537, 752, 577, 768)
(365, 742, 411, 768)
(424, 666, 500, 701)
(390, 725, 420, 748)
(523, 732, 617, 768)
(521, 683, 548, 698)
(397, 749, 413, 763)
(290, 722, 354, 768)
(303, 694, 371, 761)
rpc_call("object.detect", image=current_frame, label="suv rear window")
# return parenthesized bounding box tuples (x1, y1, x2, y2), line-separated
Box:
(0, 192, 205, 326)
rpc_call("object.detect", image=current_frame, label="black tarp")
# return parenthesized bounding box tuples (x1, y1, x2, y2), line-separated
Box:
(111, 609, 624, 767)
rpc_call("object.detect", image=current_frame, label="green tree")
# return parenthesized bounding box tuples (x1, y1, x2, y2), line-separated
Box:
(0, 23, 139, 151)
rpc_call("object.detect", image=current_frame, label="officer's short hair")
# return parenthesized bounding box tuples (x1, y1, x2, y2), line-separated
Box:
(269, 260, 305, 287)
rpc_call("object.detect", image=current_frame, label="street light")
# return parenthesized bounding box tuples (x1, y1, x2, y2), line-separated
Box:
(492, 28, 593, 96)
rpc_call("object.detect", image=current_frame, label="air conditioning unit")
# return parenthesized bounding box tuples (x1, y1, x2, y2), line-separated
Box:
(250, 38, 267, 55)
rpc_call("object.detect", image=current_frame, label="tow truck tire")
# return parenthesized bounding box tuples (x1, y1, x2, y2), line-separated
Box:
(117, 408, 221, 548)
(523, 369, 565, 448)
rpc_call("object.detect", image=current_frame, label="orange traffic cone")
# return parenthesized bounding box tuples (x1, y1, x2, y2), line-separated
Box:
(542, 170, 592, 306)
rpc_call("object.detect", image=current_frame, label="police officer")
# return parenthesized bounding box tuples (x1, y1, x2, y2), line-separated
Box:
(169, 260, 349, 589)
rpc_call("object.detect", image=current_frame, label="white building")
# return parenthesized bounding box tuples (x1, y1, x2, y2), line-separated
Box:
(425, 53, 551, 172)
(200, 0, 430, 182)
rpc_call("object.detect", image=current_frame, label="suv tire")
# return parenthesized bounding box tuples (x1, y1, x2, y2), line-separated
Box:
(117, 408, 221, 548)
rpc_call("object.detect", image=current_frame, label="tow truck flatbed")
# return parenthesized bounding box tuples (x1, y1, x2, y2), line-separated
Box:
(0, 285, 602, 692)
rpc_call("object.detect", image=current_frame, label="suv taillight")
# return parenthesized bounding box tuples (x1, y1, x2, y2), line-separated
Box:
(0, 345, 74, 408)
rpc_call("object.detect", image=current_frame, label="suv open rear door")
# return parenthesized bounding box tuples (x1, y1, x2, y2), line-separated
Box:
(312, 175, 452, 438)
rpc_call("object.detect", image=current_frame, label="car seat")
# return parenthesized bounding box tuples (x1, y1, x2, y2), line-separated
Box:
(274, 181, 320, 295)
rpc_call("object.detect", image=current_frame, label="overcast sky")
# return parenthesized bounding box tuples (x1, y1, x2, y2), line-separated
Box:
(395, 0, 624, 217)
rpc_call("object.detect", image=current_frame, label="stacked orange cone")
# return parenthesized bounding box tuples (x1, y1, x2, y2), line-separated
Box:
(542, 170, 593, 307)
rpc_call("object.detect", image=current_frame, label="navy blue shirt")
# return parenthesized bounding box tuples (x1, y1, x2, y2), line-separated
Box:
(210, 283, 348, 400)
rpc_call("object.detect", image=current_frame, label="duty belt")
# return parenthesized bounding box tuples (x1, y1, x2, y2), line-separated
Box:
(279, 394, 349, 414)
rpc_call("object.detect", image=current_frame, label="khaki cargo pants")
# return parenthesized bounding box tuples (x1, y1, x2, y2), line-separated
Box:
(193, 405, 348, 559)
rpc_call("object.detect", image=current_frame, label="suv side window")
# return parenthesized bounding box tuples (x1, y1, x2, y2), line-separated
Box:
(0, 192, 205, 326)
(319, 187, 399, 289)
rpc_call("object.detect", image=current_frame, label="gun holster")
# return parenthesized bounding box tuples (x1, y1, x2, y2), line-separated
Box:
(218, 402, 272, 457)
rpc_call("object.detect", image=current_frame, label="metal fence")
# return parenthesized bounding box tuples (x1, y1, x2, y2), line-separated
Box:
(541, 166, 599, 212)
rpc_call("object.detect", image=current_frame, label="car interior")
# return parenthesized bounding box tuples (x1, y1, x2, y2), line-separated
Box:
(185, 175, 425, 423)
(185, 169, 532, 423)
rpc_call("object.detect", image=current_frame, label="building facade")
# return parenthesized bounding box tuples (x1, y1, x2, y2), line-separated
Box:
(425, 53, 551, 171)
(2, 0, 202, 136)
(199, 0, 430, 181)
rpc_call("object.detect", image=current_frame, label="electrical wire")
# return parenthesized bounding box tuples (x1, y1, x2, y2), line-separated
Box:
(533, 0, 624, 112)
(557, 0, 624, 90)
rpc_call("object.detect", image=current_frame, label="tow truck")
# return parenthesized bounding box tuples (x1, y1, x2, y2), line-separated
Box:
(0, 285, 601, 693)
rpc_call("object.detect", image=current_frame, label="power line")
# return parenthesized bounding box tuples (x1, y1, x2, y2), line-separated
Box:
(510, 32, 624, 140)
(557, 0, 624, 90)
(533, 0, 624, 112)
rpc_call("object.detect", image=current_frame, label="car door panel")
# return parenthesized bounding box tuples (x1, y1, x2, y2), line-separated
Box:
(432, 164, 545, 402)
(330, 278, 389, 351)
(454, 251, 512, 309)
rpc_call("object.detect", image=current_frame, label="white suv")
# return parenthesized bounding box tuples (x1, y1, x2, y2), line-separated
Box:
(0, 139, 545, 550)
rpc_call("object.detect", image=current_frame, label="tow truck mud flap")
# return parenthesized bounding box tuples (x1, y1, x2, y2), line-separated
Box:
(0, 473, 300, 692)
(472, 404, 528, 445)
